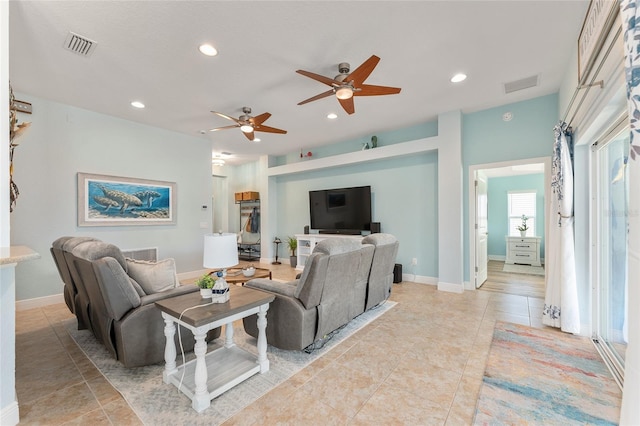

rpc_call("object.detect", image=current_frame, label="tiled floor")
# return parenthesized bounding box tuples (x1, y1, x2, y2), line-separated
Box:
(15, 262, 547, 425)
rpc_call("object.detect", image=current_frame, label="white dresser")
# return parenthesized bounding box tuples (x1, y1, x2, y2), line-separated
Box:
(505, 236, 541, 266)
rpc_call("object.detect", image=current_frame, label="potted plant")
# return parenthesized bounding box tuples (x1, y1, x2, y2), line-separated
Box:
(287, 236, 298, 268)
(195, 273, 216, 298)
(517, 215, 529, 237)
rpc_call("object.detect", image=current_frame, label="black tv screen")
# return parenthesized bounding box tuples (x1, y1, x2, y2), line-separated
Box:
(309, 186, 372, 233)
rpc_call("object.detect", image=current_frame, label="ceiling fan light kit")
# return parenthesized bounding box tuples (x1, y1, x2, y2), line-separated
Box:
(335, 86, 353, 100)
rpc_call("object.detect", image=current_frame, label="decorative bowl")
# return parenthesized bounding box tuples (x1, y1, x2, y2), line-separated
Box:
(242, 266, 256, 277)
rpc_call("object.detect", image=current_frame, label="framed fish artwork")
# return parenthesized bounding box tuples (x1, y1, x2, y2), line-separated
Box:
(77, 172, 177, 226)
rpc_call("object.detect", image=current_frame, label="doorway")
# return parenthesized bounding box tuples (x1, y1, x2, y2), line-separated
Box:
(469, 156, 551, 297)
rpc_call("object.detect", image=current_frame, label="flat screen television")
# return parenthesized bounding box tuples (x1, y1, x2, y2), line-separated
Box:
(309, 185, 372, 234)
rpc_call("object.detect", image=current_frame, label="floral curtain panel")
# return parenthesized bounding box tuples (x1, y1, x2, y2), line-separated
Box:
(542, 123, 580, 333)
(620, 1, 640, 423)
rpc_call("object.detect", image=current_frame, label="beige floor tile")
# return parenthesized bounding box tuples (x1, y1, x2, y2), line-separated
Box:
(493, 311, 531, 326)
(87, 375, 123, 405)
(299, 362, 383, 417)
(408, 339, 470, 374)
(102, 397, 144, 425)
(61, 408, 112, 426)
(260, 386, 351, 425)
(385, 359, 461, 406)
(351, 384, 449, 425)
(19, 382, 101, 424)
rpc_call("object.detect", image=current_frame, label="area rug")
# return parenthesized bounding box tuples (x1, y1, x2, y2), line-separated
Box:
(474, 321, 622, 425)
(66, 301, 396, 425)
(502, 263, 545, 276)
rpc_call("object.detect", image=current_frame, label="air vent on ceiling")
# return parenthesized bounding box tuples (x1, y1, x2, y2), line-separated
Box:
(63, 31, 97, 57)
(504, 75, 539, 94)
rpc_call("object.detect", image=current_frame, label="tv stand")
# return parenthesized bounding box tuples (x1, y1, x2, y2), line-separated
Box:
(294, 233, 364, 271)
(318, 229, 362, 235)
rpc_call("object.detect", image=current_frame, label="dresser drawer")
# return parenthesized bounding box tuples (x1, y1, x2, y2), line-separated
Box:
(508, 241, 536, 252)
(510, 251, 537, 262)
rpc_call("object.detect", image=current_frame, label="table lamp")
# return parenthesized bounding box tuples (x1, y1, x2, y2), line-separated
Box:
(203, 232, 239, 303)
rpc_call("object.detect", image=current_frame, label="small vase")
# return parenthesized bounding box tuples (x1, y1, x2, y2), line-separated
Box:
(200, 288, 213, 298)
(520, 230, 527, 237)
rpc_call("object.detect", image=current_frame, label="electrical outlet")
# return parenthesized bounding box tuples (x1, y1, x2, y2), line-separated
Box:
(411, 258, 417, 266)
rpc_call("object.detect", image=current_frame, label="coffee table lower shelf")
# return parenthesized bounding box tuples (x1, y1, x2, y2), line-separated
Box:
(165, 345, 260, 401)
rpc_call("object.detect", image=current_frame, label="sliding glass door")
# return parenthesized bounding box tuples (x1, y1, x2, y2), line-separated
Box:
(592, 120, 629, 386)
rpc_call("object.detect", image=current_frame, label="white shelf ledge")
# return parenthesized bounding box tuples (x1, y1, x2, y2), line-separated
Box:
(267, 136, 440, 177)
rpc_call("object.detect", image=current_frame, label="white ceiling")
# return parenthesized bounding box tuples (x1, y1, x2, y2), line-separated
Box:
(9, 1, 589, 165)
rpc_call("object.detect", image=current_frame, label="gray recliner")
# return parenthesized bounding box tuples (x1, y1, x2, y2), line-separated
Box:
(243, 238, 374, 350)
(362, 233, 399, 310)
(51, 236, 100, 330)
(52, 237, 219, 367)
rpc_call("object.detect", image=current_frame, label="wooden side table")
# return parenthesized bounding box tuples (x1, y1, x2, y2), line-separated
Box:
(155, 286, 274, 412)
(224, 267, 272, 285)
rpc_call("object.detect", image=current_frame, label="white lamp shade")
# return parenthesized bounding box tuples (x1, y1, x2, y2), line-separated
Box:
(203, 233, 239, 269)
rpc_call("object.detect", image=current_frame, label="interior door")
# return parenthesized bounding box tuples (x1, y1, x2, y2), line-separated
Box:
(476, 174, 489, 288)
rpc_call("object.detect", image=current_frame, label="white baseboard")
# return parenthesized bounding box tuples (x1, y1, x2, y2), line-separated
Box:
(0, 401, 19, 426)
(400, 273, 437, 285)
(15, 293, 64, 311)
(437, 281, 465, 293)
(488, 255, 506, 261)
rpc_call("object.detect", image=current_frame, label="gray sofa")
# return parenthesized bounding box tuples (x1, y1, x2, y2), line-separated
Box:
(51, 237, 219, 367)
(243, 234, 398, 351)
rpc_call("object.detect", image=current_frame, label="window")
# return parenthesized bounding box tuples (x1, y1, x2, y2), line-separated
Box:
(508, 191, 536, 236)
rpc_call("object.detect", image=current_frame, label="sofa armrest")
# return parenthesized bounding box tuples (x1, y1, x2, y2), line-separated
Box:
(241, 286, 317, 350)
(245, 278, 298, 298)
(139, 284, 197, 306)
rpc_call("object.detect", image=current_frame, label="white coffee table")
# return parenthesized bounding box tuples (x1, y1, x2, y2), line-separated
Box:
(155, 285, 275, 412)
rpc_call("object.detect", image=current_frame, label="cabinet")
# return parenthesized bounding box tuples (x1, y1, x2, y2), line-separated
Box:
(505, 236, 541, 266)
(295, 234, 364, 271)
(237, 199, 260, 261)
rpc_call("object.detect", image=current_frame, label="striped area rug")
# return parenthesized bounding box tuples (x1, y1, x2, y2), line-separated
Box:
(474, 321, 622, 425)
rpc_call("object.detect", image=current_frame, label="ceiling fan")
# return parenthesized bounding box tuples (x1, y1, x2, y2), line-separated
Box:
(208, 107, 287, 141)
(296, 55, 401, 115)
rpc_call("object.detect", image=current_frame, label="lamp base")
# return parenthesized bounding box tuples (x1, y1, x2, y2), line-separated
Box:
(271, 261, 281, 265)
(211, 277, 230, 303)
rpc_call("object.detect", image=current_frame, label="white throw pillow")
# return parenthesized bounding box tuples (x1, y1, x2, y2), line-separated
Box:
(125, 258, 179, 294)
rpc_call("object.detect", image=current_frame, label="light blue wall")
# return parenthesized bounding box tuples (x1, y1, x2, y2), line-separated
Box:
(275, 153, 439, 277)
(487, 173, 546, 257)
(274, 120, 438, 166)
(11, 94, 214, 301)
(462, 93, 558, 281)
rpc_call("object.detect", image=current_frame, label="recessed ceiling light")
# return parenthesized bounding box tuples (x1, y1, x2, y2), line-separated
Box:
(199, 44, 218, 57)
(327, 113, 338, 119)
(450, 73, 467, 83)
(130, 101, 145, 109)
(253, 138, 261, 142)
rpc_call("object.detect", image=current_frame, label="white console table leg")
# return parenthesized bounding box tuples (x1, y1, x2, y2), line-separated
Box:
(224, 321, 235, 348)
(192, 331, 209, 413)
(161, 313, 177, 384)
(256, 304, 270, 373)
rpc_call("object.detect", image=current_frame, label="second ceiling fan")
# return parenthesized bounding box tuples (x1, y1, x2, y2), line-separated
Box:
(296, 55, 401, 115)
(209, 107, 287, 141)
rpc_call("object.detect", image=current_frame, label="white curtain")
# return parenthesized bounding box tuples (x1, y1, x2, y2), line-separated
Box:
(542, 123, 580, 333)
(620, 1, 640, 423)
